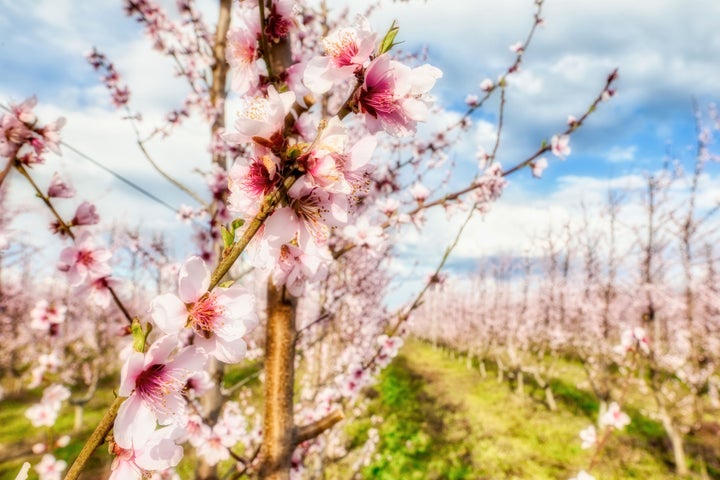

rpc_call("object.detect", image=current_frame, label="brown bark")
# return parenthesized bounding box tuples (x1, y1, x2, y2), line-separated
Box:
(258, 280, 297, 480)
(210, 0, 232, 167)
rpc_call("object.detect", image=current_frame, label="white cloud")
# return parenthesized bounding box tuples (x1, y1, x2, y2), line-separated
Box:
(607, 145, 638, 163)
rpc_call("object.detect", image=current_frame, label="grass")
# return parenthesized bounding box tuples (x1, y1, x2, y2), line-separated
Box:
(331, 339, 685, 480)
(0, 380, 117, 479)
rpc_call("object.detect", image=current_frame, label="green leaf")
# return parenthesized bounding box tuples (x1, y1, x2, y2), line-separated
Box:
(378, 20, 400, 55)
(231, 218, 245, 231)
(131, 319, 152, 352)
(221, 225, 235, 248)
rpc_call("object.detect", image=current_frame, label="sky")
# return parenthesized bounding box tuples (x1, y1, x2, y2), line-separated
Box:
(1, 0, 719, 302)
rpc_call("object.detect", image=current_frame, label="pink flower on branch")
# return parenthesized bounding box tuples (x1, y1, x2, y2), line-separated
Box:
(532, 157, 548, 178)
(151, 256, 258, 363)
(354, 54, 442, 137)
(86, 48, 131, 109)
(116, 335, 207, 439)
(551, 134, 571, 159)
(599, 402, 630, 430)
(224, 86, 295, 147)
(57, 231, 112, 287)
(226, 21, 263, 95)
(110, 399, 184, 480)
(579, 425, 596, 449)
(47, 172, 75, 198)
(71, 201, 100, 226)
(303, 18, 377, 94)
(34, 454, 66, 480)
(29, 300, 66, 333)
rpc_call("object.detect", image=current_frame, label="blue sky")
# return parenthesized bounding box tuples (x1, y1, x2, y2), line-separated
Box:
(1, 0, 719, 301)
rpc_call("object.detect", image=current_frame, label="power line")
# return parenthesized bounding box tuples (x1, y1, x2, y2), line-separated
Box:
(60, 140, 182, 215)
(1, 102, 183, 216)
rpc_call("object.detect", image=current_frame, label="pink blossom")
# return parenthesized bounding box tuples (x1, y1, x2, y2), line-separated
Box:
(151, 256, 258, 363)
(38, 117, 65, 155)
(303, 18, 377, 94)
(409, 182, 430, 203)
(551, 134, 571, 159)
(176, 204, 195, 223)
(509, 41, 524, 53)
(195, 423, 235, 466)
(47, 172, 75, 198)
(57, 231, 112, 286)
(532, 157, 548, 178)
(25, 402, 59, 428)
(579, 425, 596, 449)
(270, 241, 331, 296)
(615, 326, 650, 355)
(223, 86, 295, 146)
(479, 78, 494, 92)
(262, 179, 348, 248)
(34, 454, 66, 480)
(465, 94, 479, 107)
(76, 275, 120, 309)
(298, 117, 376, 196)
(185, 371, 214, 400)
(601, 88, 615, 102)
(355, 54, 442, 137)
(29, 300, 66, 332)
(376, 334, 403, 367)
(376, 197, 399, 217)
(110, 402, 184, 480)
(15, 142, 43, 165)
(116, 335, 207, 439)
(71, 201, 100, 226)
(11, 96, 38, 124)
(0, 113, 32, 158)
(227, 150, 281, 216)
(41, 384, 71, 409)
(476, 146, 491, 170)
(56, 435, 71, 448)
(226, 22, 263, 95)
(599, 402, 630, 430)
(263, 0, 293, 42)
(32, 443, 47, 455)
(343, 216, 384, 250)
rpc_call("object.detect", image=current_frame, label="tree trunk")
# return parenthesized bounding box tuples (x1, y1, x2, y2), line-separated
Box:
(659, 410, 688, 476)
(479, 359, 487, 378)
(258, 280, 297, 480)
(73, 406, 83, 434)
(515, 370, 524, 396)
(545, 386, 557, 411)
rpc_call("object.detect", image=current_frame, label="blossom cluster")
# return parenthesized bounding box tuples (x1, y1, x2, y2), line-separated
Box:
(108, 255, 258, 477)
(221, 5, 441, 297)
(0, 96, 64, 165)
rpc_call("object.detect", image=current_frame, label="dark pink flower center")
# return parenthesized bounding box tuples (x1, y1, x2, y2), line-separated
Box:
(135, 363, 168, 402)
(357, 66, 397, 118)
(76, 249, 95, 267)
(332, 42, 359, 68)
(243, 159, 278, 196)
(189, 294, 223, 337)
